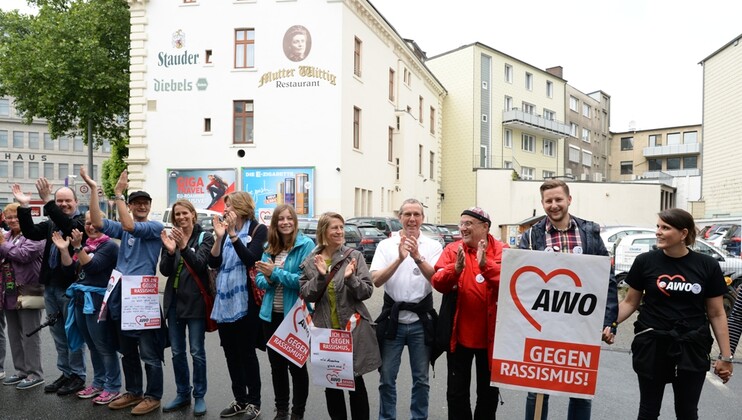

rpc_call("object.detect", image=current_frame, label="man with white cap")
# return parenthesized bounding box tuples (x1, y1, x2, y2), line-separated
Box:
(432, 207, 508, 420)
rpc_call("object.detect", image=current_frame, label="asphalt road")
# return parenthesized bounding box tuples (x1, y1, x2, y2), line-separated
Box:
(0, 285, 740, 419)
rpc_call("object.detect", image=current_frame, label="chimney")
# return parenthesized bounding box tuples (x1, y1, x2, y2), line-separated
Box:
(545, 66, 563, 78)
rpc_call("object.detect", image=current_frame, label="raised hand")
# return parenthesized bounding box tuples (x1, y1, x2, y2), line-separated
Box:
(477, 239, 488, 269)
(344, 258, 357, 279)
(11, 184, 31, 206)
(35, 177, 54, 202)
(212, 215, 226, 238)
(161, 230, 176, 254)
(398, 232, 410, 260)
(455, 245, 465, 274)
(51, 231, 70, 250)
(114, 169, 128, 196)
(255, 260, 275, 278)
(314, 254, 328, 276)
(80, 166, 97, 189)
(69, 229, 83, 248)
(171, 227, 188, 250)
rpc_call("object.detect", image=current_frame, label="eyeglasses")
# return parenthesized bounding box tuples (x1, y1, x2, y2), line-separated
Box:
(458, 220, 484, 228)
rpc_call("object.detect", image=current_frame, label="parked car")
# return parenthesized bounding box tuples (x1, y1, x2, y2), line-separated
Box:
(344, 222, 363, 253)
(704, 223, 736, 240)
(297, 218, 318, 242)
(444, 224, 462, 242)
(708, 224, 738, 249)
(721, 225, 741, 256)
(346, 217, 403, 237)
(356, 225, 387, 263)
(420, 223, 446, 248)
(434, 224, 456, 245)
(599, 226, 656, 255)
(161, 208, 222, 233)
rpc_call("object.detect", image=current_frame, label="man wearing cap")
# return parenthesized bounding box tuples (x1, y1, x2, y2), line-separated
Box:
(371, 198, 442, 420)
(519, 179, 618, 420)
(86, 169, 166, 415)
(12, 180, 87, 394)
(432, 207, 507, 420)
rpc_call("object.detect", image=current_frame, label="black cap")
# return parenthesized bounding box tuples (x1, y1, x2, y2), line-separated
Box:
(127, 191, 152, 203)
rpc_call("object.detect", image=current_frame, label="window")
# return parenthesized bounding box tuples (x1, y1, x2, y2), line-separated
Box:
(569, 96, 579, 112)
(388, 68, 395, 101)
(666, 132, 681, 145)
(620, 161, 633, 175)
(403, 68, 411, 86)
(418, 96, 423, 122)
(0, 98, 9, 116)
(582, 103, 591, 118)
(102, 139, 111, 153)
(480, 145, 488, 168)
(504, 64, 513, 83)
(205, 49, 212, 64)
(429, 151, 435, 179)
(521, 134, 535, 152)
(28, 162, 39, 178)
(546, 81, 553, 98)
(353, 107, 361, 149)
(44, 133, 54, 150)
(620, 137, 633, 151)
(570, 123, 578, 137)
(684, 156, 697, 169)
(582, 150, 593, 166)
(0, 162, 6, 177)
(73, 136, 84, 152)
(543, 139, 555, 157)
(234, 28, 255, 69)
(353, 37, 362, 77)
(666, 158, 680, 170)
(58, 163, 69, 180)
(504, 161, 513, 169)
(418, 145, 423, 175)
(543, 170, 555, 179)
(522, 102, 535, 114)
(543, 109, 555, 120)
(0, 130, 7, 147)
(648, 159, 662, 171)
(44, 162, 54, 178)
(504, 96, 513, 111)
(569, 146, 580, 163)
(28, 132, 39, 149)
(481, 114, 488, 122)
(59, 136, 69, 151)
(233, 100, 254, 144)
(683, 131, 698, 144)
(204, 118, 211, 133)
(387, 127, 393, 162)
(504, 129, 512, 148)
(429, 107, 435, 134)
(648, 134, 661, 147)
(13, 131, 23, 148)
(525, 72, 533, 90)
(73, 164, 82, 176)
(582, 128, 590, 143)
(13, 161, 23, 178)
(521, 167, 534, 180)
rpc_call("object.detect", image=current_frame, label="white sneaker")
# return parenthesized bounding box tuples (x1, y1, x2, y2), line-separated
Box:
(0, 371, 5, 380)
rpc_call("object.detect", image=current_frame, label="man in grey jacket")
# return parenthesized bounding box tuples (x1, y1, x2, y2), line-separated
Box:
(519, 179, 617, 420)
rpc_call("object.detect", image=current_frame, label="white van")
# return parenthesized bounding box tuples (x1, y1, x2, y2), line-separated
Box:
(161, 208, 222, 232)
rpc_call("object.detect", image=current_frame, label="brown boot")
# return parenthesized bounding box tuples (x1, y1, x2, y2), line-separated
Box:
(131, 397, 161, 416)
(108, 392, 144, 410)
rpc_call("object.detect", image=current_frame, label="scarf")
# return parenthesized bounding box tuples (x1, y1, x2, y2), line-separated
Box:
(73, 234, 111, 262)
(211, 221, 251, 323)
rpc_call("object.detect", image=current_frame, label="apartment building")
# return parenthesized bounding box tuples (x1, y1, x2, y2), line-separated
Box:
(426, 43, 570, 221)
(0, 96, 109, 211)
(126, 0, 445, 221)
(699, 33, 742, 219)
(564, 84, 611, 182)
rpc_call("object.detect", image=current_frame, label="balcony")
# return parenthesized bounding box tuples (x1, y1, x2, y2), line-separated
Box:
(643, 168, 701, 179)
(643, 143, 700, 157)
(502, 109, 571, 138)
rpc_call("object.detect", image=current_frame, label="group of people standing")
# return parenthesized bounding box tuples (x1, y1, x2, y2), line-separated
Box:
(0, 171, 738, 420)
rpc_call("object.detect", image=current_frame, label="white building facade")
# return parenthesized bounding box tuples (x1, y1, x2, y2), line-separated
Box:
(126, 0, 445, 222)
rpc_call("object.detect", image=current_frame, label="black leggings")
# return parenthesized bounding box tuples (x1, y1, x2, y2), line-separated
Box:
(325, 376, 368, 420)
(637, 371, 706, 420)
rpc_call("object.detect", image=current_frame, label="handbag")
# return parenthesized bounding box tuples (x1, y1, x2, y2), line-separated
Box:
(183, 260, 218, 333)
(17, 294, 45, 310)
(248, 265, 265, 307)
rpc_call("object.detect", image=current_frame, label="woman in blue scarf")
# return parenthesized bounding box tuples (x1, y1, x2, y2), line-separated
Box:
(208, 191, 267, 420)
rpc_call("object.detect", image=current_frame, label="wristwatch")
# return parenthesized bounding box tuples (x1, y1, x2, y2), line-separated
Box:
(414, 255, 425, 264)
(73, 246, 83, 253)
(718, 354, 734, 363)
(114, 194, 126, 201)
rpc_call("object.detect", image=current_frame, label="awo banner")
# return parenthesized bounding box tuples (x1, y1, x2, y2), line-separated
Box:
(491, 249, 610, 398)
(267, 298, 311, 367)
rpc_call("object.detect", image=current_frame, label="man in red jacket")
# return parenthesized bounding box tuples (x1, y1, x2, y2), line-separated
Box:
(432, 207, 507, 420)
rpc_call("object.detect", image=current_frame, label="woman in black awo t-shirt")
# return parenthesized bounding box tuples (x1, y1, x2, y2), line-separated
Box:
(611, 208, 733, 420)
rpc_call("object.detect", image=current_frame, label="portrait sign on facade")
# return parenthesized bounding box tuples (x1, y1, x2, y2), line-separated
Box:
(283, 25, 312, 62)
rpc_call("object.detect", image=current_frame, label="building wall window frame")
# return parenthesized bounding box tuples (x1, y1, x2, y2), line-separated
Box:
(521, 134, 535, 152)
(234, 28, 256, 69)
(582, 150, 593, 167)
(620, 161, 633, 175)
(233, 100, 254, 144)
(0, 130, 7, 147)
(666, 132, 681, 145)
(525, 72, 533, 91)
(58, 163, 68, 180)
(0, 161, 7, 178)
(543, 170, 555, 179)
(44, 162, 54, 179)
(28, 132, 39, 149)
(683, 156, 697, 169)
(353, 37, 362, 77)
(429, 151, 435, 178)
(546, 81, 553, 98)
(666, 157, 681, 170)
(504, 96, 513, 111)
(28, 162, 39, 179)
(13, 161, 23, 178)
(522, 102, 535, 114)
(429, 107, 435, 135)
(543, 139, 555, 157)
(504, 129, 512, 148)
(353, 106, 361, 149)
(581, 128, 590, 143)
(543, 109, 555, 121)
(683, 131, 698, 144)
(43, 133, 54, 150)
(570, 123, 578, 137)
(418, 145, 423, 175)
(648, 158, 662, 171)
(648, 134, 661, 147)
(13, 131, 23, 148)
(521, 167, 534, 180)
(388, 68, 395, 101)
(73, 136, 84, 152)
(620, 137, 634, 151)
(568, 145, 580, 163)
(418, 96, 423, 123)
(582, 103, 591, 118)
(569, 96, 579, 112)
(387, 127, 393, 162)
(504, 64, 513, 83)
(0, 98, 9, 117)
(58, 136, 69, 151)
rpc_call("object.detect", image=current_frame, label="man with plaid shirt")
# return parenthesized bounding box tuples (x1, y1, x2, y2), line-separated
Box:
(518, 179, 618, 420)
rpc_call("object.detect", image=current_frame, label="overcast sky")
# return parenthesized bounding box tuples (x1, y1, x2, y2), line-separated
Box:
(5, 0, 741, 132)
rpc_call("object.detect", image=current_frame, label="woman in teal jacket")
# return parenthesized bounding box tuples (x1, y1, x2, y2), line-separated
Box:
(255, 204, 314, 420)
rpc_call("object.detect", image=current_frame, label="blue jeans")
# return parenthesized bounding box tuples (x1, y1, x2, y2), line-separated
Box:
(45, 285, 86, 378)
(74, 304, 121, 392)
(525, 393, 592, 420)
(378, 320, 430, 420)
(117, 324, 164, 400)
(167, 304, 207, 399)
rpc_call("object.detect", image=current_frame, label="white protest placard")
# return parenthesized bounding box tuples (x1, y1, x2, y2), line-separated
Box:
(98, 269, 122, 322)
(308, 327, 355, 391)
(121, 275, 161, 330)
(491, 248, 610, 399)
(267, 298, 311, 367)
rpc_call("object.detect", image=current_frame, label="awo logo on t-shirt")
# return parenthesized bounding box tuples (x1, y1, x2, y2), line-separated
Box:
(656, 274, 702, 296)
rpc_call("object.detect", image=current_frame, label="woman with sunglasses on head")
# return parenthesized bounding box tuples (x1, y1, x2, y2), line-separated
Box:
(255, 204, 314, 420)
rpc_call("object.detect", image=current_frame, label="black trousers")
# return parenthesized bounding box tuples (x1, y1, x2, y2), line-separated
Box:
(446, 345, 498, 420)
(325, 375, 369, 420)
(637, 370, 706, 420)
(263, 313, 309, 415)
(217, 312, 262, 406)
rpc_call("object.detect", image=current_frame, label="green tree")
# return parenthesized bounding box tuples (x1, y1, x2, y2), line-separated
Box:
(0, 0, 130, 193)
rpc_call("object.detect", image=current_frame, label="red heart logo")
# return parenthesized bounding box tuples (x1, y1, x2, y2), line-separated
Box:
(510, 266, 582, 332)
(656, 274, 685, 296)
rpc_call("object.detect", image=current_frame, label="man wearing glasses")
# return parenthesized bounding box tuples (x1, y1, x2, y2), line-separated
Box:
(519, 179, 618, 420)
(432, 207, 507, 420)
(371, 198, 442, 420)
